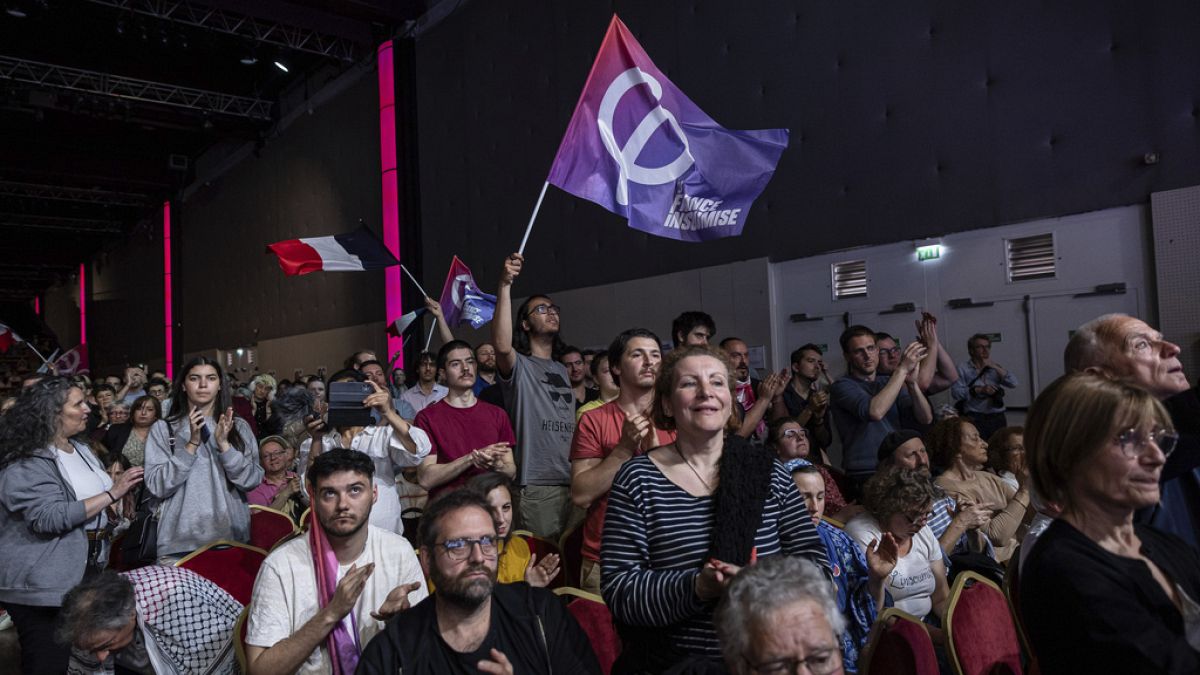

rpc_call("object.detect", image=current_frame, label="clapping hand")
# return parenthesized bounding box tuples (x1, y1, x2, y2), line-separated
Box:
(524, 553, 561, 588)
(478, 648, 514, 675)
(328, 563, 374, 620)
(696, 558, 742, 601)
(865, 533, 899, 581)
(758, 369, 789, 400)
(370, 581, 422, 621)
(213, 406, 236, 451)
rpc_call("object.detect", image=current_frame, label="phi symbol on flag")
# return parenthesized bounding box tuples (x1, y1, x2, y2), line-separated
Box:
(598, 67, 695, 206)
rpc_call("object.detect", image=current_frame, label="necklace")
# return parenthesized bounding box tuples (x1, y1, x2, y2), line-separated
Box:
(673, 445, 715, 492)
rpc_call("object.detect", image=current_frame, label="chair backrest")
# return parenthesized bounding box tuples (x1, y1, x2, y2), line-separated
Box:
(233, 606, 249, 673)
(249, 505, 298, 551)
(558, 519, 585, 588)
(946, 572, 1024, 675)
(821, 514, 846, 529)
(860, 608, 939, 675)
(298, 507, 311, 530)
(175, 540, 268, 606)
(555, 587, 620, 674)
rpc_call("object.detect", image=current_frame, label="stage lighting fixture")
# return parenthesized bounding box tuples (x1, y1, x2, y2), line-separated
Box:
(273, 59, 289, 72)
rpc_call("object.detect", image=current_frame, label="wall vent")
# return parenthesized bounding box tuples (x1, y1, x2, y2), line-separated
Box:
(1006, 233, 1056, 281)
(832, 260, 868, 299)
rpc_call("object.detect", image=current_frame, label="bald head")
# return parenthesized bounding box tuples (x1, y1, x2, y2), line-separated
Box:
(1065, 314, 1189, 400)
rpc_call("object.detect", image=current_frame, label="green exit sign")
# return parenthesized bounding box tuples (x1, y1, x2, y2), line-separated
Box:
(916, 244, 942, 261)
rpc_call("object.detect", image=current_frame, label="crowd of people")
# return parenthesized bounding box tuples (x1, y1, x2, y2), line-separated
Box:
(0, 251, 1197, 674)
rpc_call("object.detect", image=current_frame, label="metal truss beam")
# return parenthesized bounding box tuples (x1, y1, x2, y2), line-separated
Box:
(87, 0, 360, 62)
(0, 180, 153, 207)
(0, 56, 273, 120)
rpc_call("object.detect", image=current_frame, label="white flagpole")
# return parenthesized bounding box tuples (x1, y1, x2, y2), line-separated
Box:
(518, 181, 550, 255)
(424, 321, 436, 351)
(399, 264, 431, 298)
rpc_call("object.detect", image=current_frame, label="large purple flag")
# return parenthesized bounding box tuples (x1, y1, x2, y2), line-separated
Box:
(547, 15, 789, 242)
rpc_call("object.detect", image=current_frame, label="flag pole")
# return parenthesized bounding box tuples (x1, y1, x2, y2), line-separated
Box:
(518, 181, 549, 255)
(399, 264, 430, 298)
(424, 321, 436, 351)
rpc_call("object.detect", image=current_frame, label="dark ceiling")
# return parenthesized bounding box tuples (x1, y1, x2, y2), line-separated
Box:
(0, 0, 426, 305)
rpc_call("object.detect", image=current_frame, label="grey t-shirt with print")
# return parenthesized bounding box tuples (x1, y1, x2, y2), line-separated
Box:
(500, 352, 575, 485)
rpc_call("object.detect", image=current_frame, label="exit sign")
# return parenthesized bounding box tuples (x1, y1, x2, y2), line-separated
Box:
(916, 244, 942, 261)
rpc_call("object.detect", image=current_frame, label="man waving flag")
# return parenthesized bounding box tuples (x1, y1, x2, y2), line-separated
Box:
(547, 15, 788, 242)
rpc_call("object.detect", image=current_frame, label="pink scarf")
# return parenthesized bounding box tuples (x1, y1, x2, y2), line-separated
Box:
(308, 488, 361, 675)
(735, 380, 767, 437)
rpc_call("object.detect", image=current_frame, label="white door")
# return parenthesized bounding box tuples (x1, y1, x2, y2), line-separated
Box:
(1028, 291, 1143, 396)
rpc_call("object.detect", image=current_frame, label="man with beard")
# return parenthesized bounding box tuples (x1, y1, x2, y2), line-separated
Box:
(493, 253, 578, 541)
(245, 449, 426, 675)
(473, 343, 498, 396)
(356, 490, 600, 674)
(415, 340, 516, 499)
(720, 336, 787, 440)
(569, 328, 676, 594)
(559, 345, 598, 410)
(1065, 314, 1199, 548)
(360, 359, 418, 422)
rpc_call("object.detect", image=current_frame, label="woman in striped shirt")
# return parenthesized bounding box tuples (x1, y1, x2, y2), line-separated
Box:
(601, 345, 829, 672)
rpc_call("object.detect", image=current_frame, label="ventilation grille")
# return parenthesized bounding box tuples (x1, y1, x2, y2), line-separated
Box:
(1006, 233, 1056, 281)
(832, 260, 868, 299)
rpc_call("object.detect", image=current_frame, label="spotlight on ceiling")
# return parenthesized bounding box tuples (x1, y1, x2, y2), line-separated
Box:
(5, 5, 28, 18)
(273, 59, 289, 73)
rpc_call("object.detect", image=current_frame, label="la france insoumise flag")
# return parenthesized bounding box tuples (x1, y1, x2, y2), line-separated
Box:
(547, 15, 789, 242)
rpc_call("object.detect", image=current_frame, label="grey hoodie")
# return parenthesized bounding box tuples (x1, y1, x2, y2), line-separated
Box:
(143, 416, 263, 556)
(0, 441, 106, 606)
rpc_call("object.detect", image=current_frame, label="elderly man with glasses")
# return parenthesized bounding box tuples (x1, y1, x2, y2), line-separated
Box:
(1066, 314, 1200, 549)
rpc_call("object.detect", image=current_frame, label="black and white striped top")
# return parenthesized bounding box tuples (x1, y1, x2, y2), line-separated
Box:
(600, 453, 829, 659)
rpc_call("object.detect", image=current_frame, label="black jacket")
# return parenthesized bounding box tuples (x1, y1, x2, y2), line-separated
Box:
(356, 582, 601, 675)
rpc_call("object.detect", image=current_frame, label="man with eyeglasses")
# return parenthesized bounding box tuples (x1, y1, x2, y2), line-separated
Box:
(493, 253, 579, 541)
(951, 334, 1018, 441)
(245, 448, 426, 675)
(247, 435, 308, 520)
(357, 490, 601, 674)
(874, 333, 901, 377)
(1066, 314, 1199, 548)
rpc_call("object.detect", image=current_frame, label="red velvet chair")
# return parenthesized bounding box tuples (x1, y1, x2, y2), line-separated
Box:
(558, 520, 585, 589)
(249, 505, 298, 551)
(175, 540, 268, 606)
(514, 531, 565, 588)
(946, 572, 1024, 675)
(860, 608, 940, 675)
(556, 587, 620, 674)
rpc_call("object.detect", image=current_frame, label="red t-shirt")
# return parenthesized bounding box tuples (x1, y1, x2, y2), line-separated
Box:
(569, 400, 675, 561)
(414, 398, 516, 498)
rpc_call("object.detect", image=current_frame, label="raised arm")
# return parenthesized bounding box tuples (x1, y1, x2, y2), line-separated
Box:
(424, 296, 455, 346)
(494, 253, 522, 377)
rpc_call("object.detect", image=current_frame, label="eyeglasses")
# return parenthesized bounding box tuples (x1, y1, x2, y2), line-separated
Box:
(782, 428, 810, 441)
(743, 648, 841, 675)
(878, 347, 901, 357)
(1114, 428, 1178, 459)
(526, 304, 561, 317)
(436, 536, 498, 560)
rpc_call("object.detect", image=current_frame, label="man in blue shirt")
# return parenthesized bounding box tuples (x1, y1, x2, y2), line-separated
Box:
(830, 326, 933, 490)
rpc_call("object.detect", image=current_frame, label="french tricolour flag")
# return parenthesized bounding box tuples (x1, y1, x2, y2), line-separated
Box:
(266, 226, 398, 276)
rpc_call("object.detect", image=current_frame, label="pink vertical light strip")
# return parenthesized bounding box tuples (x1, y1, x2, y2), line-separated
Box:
(34, 296, 40, 315)
(163, 201, 174, 380)
(78, 263, 87, 344)
(378, 40, 403, 368)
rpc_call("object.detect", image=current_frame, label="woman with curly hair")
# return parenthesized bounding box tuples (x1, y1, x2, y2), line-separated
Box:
(984, 426, 1025, 491)
(601, 344, 828, 671)
(0, 377, 144, 674)
(929, 416, 1030, 562)
(845, 467, 949, 628)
